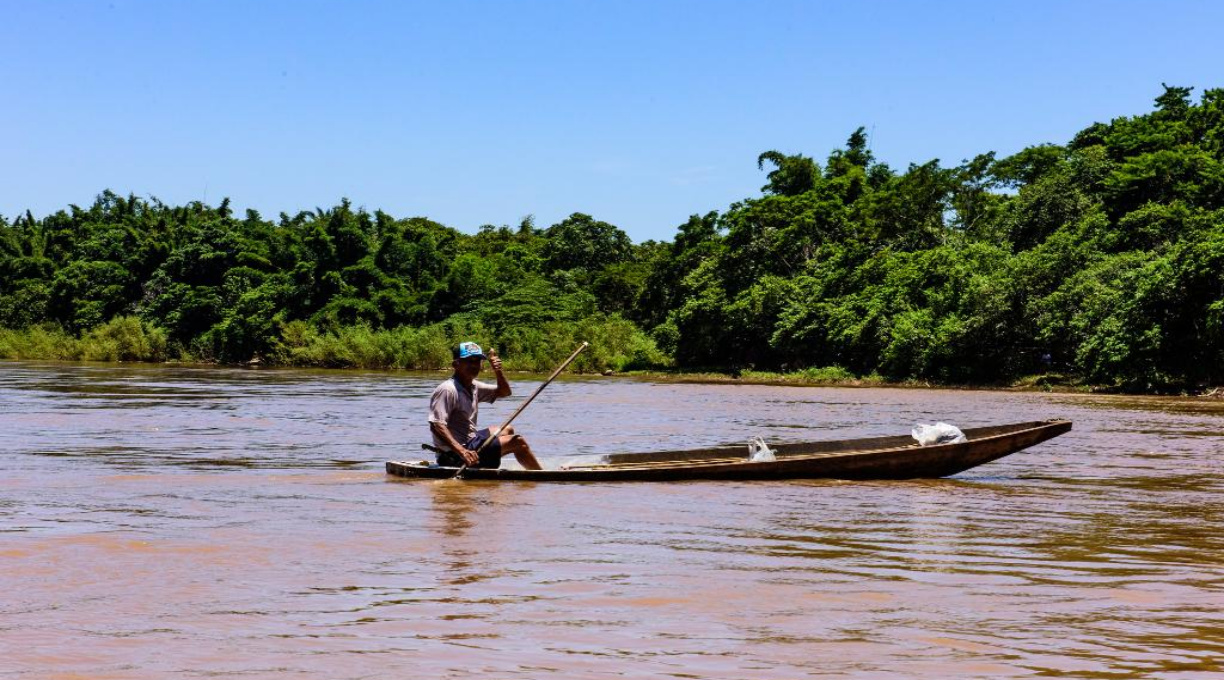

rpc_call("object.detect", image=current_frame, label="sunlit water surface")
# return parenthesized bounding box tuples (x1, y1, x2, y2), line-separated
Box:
(1, 362, 1222, 678)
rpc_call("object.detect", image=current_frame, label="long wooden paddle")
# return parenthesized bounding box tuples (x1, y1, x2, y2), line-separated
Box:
(458, 341, 589, 476)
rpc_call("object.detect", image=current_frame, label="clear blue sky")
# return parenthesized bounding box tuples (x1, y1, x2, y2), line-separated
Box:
(5, 0, 1223, 242)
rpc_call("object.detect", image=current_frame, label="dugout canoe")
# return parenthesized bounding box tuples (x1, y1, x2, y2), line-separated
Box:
(385, 419, 1072, 482)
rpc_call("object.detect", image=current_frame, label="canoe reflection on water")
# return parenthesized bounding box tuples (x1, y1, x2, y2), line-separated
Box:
(389, 419, 1072, 482)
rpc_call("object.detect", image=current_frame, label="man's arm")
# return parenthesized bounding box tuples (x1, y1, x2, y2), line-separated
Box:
(428, 384, 478, 466)
(489, 350, 511, 398)
(430, 421, 478, 466)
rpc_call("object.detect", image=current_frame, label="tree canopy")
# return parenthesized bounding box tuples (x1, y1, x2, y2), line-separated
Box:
(3, 84, 1222, 391)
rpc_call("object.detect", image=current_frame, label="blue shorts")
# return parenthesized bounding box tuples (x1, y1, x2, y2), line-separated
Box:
(437, 428, 503, 468)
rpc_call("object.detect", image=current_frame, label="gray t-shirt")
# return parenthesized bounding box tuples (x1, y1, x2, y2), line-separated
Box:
(428, 376, 499, 448)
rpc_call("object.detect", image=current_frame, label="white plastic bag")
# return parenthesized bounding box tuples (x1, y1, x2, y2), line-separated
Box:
(912, 422, 967, 446)
(748, 436, 777, 462)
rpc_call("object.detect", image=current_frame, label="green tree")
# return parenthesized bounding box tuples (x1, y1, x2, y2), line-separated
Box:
(541, 213, 632, 273)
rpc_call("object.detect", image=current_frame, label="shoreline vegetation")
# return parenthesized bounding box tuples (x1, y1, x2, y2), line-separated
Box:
(0, 315, 665, 373)
(3, 85, 1223, 395)
(3, 321, 1220, 397)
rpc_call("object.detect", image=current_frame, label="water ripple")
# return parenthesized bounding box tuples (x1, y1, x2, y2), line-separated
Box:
(1, 362, 1222, 678)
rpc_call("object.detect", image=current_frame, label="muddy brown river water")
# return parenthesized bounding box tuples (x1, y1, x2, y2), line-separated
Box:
(1, 362, 1222, 678)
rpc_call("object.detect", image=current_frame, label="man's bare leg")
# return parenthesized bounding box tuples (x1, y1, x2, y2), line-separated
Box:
(500, 434, 542, 470)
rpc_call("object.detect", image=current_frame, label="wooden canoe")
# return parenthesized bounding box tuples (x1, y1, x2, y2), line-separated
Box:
(386, 419, 1072, 482)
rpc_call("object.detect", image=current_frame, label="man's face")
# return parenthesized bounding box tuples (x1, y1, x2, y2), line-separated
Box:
(454, 356, 483, 380)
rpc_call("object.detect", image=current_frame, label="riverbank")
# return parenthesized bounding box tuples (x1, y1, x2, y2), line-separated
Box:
(621, 368, 1088, 393)
(622, 368, 1224, 397)
(7, 318, 1221, 396)
(5, 320, 1220, 396)
(5, 351, 1220, 398)
(0, 316, 666, 374)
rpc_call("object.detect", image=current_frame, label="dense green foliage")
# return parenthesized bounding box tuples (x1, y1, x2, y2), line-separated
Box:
(0, 199, 667, 373)
(3, 85, 1222, 390)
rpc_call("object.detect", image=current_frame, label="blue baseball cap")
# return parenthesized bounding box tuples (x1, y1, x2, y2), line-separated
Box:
(453, 341, 487, 360)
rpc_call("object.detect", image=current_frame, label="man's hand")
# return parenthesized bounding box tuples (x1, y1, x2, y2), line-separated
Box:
(459, 447, 479, 466)
(488, 348, 511, 398)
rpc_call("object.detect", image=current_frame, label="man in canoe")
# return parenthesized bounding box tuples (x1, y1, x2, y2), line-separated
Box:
(428, 341, 543, 470)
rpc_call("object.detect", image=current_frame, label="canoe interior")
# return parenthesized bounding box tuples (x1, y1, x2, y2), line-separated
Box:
(595, 421, 1059, 466)
(387, 419, 1072, 482)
